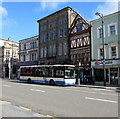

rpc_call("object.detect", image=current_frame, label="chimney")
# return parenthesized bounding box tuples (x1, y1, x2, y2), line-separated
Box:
(8, 37, 11, 41)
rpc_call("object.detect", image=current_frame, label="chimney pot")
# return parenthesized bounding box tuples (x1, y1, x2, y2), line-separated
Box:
(8, 37, 11, 41)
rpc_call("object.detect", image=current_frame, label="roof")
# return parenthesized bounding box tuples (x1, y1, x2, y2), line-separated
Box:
(20, 64, 75, 68)
(0, 38, 19, 44)
(90, 11, 120, 23)
(37, 6, 72, 22)
(37, 6, 90, 27)
(19, 35, 39, 42)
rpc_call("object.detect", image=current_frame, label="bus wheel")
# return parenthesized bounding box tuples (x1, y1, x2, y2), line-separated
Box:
(27, 78, 31, 83)
(50, 79, 55, 85)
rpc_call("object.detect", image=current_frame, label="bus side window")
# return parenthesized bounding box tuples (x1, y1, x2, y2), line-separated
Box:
(54, 67, 64, 78)
(39, 67, 43, 77)
(21, 68, 23, 76)
(34, 68, 37, 77)
(32, 68, 37, 76)
(21, 68, 26, 76)
(48, 67, 52, 77)
(36, 68, 39, 77)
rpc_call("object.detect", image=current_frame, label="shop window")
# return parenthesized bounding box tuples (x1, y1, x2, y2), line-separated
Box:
(110, 68, 118, 85)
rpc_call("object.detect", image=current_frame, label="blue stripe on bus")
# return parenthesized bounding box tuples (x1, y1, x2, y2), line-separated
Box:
(55, 81, 65, 85)
(65, 82, 75, 85)
(19, 79, 27, 82)
(19, 79, 75, 85)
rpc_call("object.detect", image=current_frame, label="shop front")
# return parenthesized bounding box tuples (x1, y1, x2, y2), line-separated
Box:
(75, 66, 92, 85)
(110, 68, 119, 85)
(94, 68, 109, 85)
(91, 60, 120, 85)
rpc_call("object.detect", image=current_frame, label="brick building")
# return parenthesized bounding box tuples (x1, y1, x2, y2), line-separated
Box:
(37, 7, 78, 65)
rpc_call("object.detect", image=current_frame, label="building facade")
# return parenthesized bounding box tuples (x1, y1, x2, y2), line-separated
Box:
(19, 35, 38, 66)
(0, 38, 19, 78)
(91, 11, 120, 85)
(69, 14, 91, 84)
(37, 7, 78, 65)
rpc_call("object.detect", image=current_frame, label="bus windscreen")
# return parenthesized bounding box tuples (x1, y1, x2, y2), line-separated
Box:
(64, 67, 75, 79)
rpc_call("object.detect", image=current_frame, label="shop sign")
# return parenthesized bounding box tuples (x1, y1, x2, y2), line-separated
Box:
(94, 61, 103, 65)
(92, 60, 120, 66)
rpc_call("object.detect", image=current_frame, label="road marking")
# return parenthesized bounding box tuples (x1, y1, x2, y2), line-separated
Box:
(99, 92, 118, 96)
(47, 115, 58, 119)
(9, 82, 117, 96)
(85, 97, 117, 103)
(66, 89, 71, 90)
(92, 88, 107, 91)
(2, 84, 11, 87)
(21, 84, 30, 86)
(19, 106, 32, 111)
(91, 88, 114, 92)
(30, 89, 45, 93)
(69, 89, 118, 96)
(47, 114, 53, 118)
(0, 100, 11, 104)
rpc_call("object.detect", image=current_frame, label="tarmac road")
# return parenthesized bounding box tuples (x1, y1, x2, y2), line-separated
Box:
(2, 79, 119, 117)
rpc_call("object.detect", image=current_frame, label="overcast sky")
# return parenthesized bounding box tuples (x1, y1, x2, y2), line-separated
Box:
(0, 1, 119, 42)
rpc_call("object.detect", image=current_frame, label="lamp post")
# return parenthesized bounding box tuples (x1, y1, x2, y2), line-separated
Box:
(8, 39, 13, 79)
(95, 12, 106, 86)
(11, 40, 13, 79)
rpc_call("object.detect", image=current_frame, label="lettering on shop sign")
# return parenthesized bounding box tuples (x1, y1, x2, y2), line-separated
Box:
(95, 61, 113, 65)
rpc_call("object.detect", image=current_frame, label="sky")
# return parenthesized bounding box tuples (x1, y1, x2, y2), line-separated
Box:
(0, 1, 119, 42)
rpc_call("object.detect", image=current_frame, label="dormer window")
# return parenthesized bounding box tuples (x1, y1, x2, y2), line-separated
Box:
(77, 23, 82, 32)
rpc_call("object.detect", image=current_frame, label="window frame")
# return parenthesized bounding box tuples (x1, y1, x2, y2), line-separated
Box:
(111, 46, 116, 57)
(97, 26, 105, 39)
(108, 23, 117, 36)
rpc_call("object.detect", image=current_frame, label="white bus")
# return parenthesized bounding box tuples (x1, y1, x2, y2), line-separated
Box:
(19, 65, 76, 85)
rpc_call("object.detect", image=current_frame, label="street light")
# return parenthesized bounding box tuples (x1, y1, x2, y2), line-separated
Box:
(8, 39, 13, 79)
(95, 12, 106, 86)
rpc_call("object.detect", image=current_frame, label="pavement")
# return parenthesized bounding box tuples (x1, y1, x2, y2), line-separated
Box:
(1, 100, 46, 117)
(75, 84, 120, 91)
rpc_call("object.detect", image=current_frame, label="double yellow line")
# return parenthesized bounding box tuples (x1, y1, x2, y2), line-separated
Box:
(19, 106, 32, 111)
(0, 100, 58, 119)
(0, 100, 11, 104)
